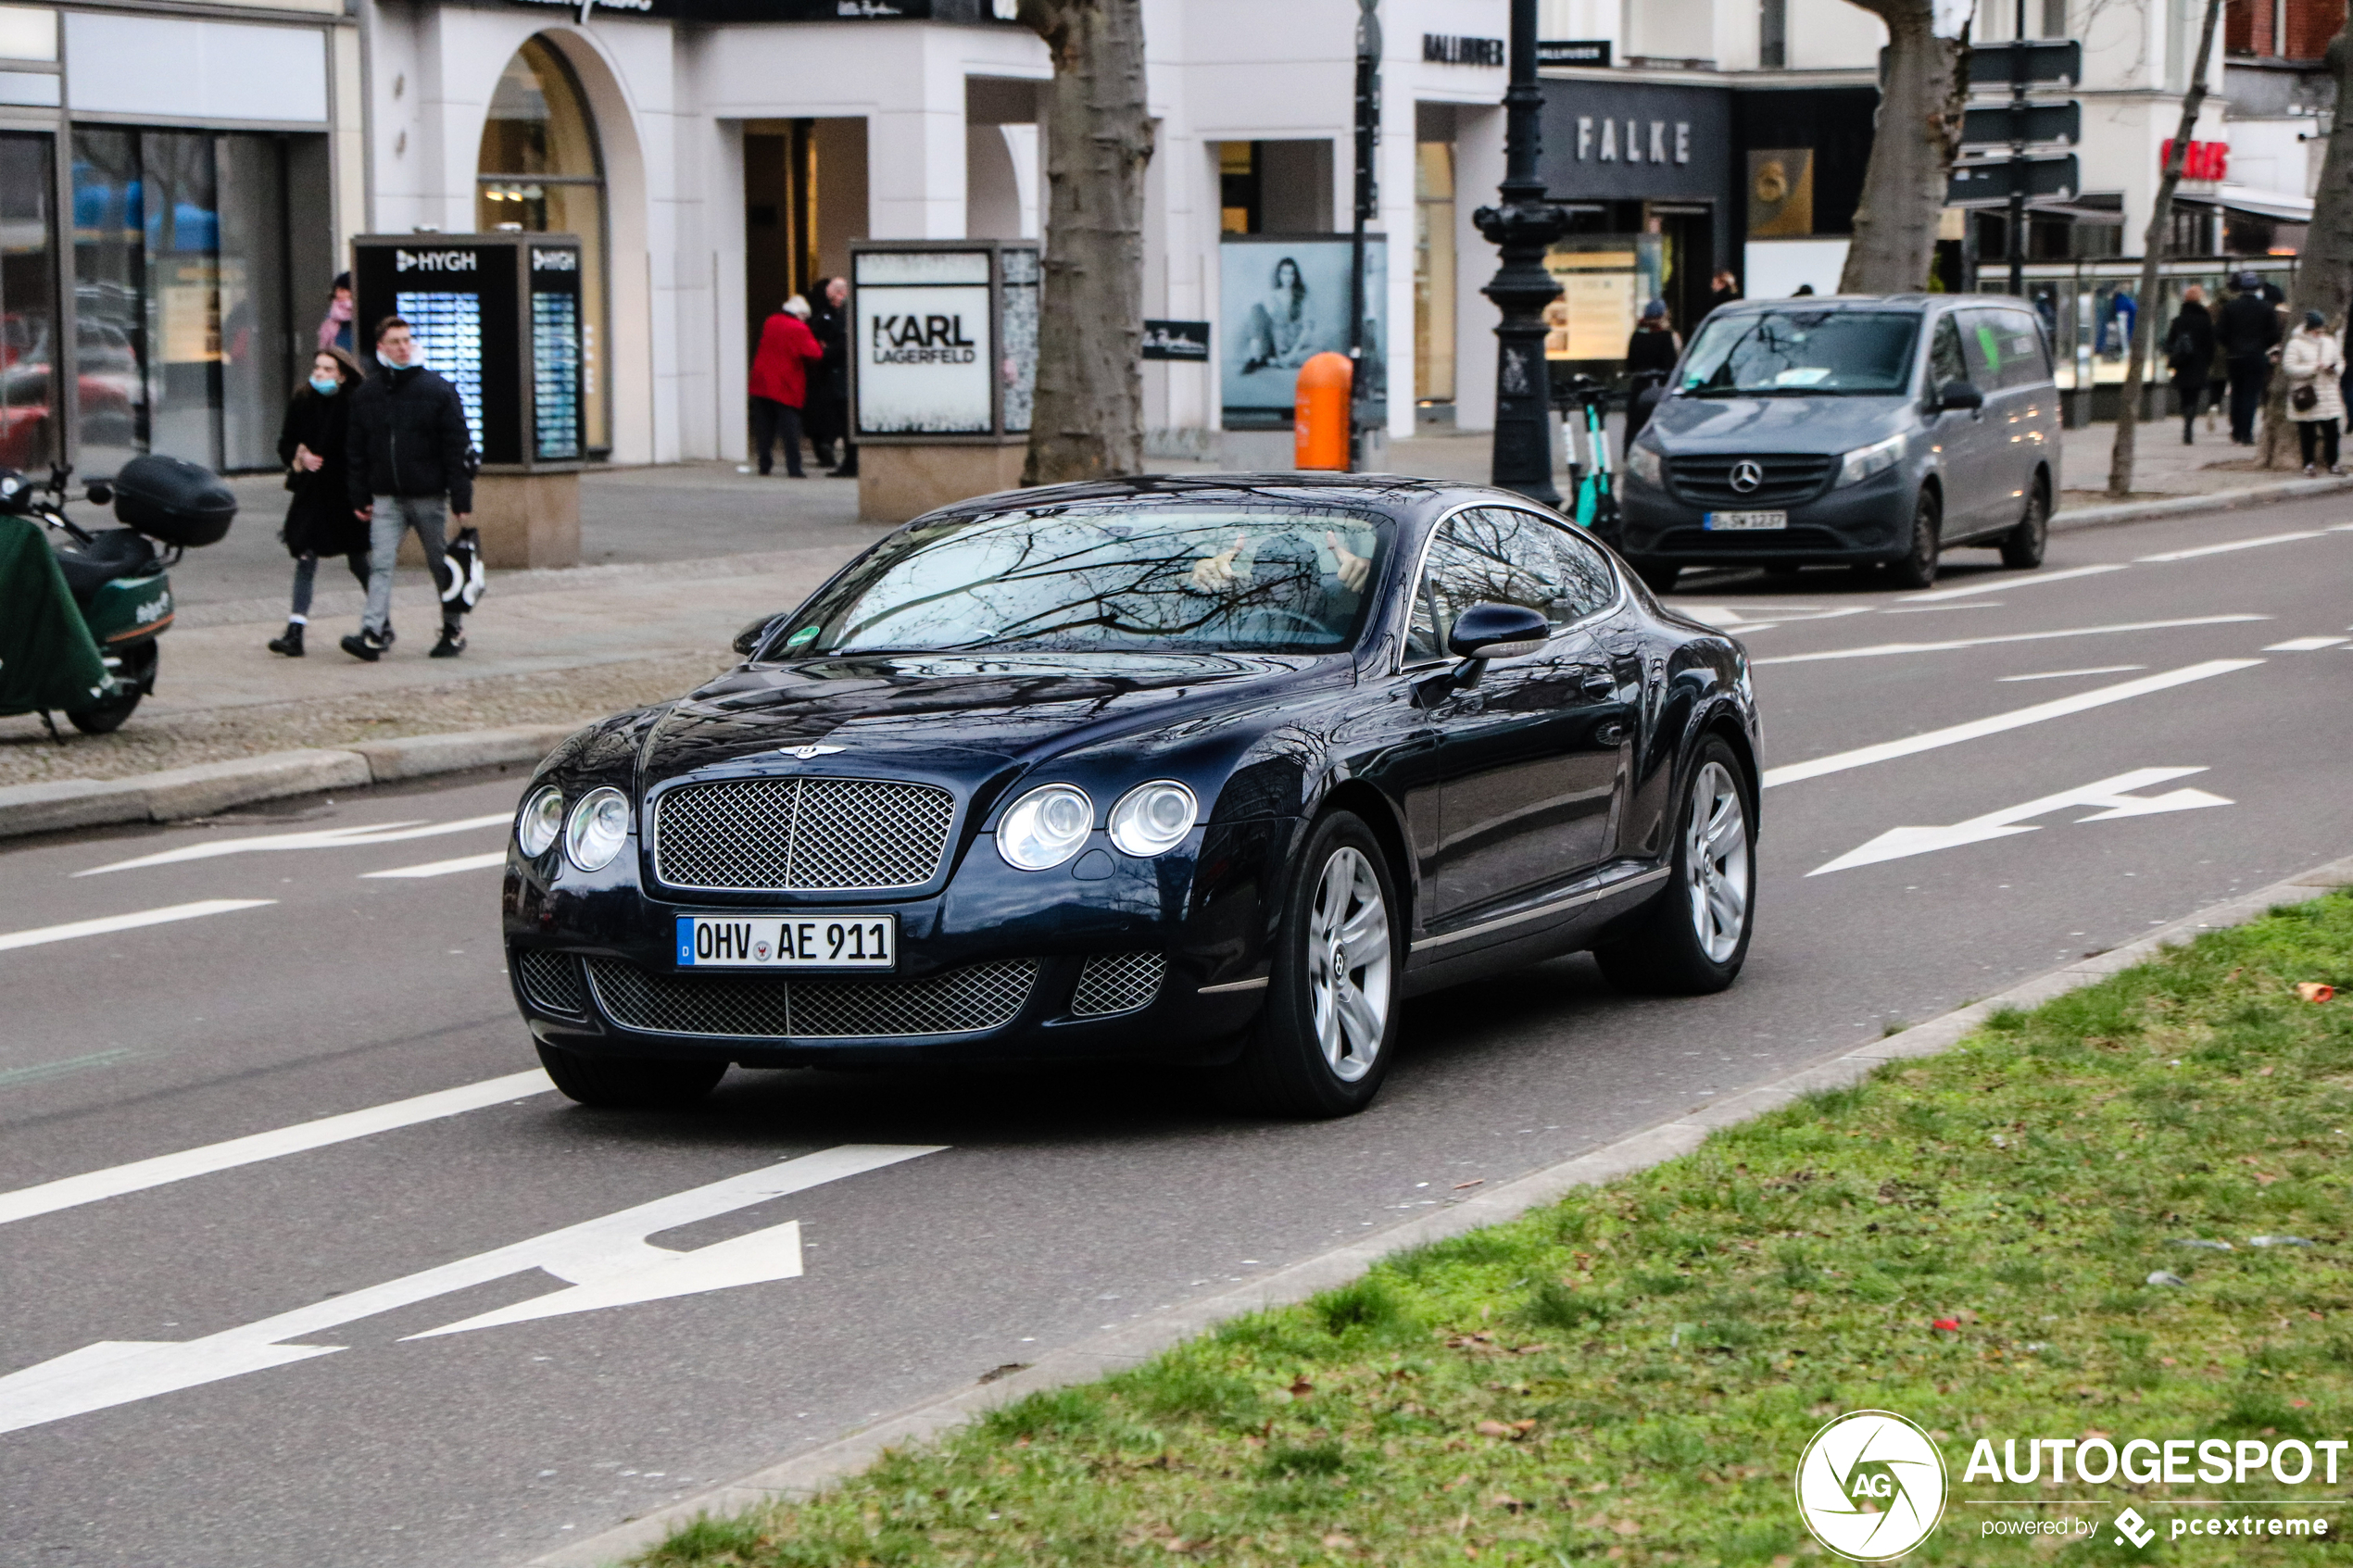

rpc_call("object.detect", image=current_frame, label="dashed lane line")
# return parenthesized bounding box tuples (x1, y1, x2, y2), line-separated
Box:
(2263, 636, 2349, 652)
(1895, 562, 2128, 604)
(2137, 530, 2327, 563)
(362, 851, 508, 879)
(1749, 614, 2267, 667)
(81, 815, 514, 877)
(1760, 659, 2264, 789)
(1998, 664, 2147, 683)
(0, 900, 277, 955)
(0, 1069, 553, 1227)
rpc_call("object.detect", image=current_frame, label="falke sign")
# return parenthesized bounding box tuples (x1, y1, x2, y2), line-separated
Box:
(2161, 138, 2229, 180)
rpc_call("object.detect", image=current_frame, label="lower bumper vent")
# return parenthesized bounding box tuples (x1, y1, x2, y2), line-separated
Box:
(1071, 951, 1166, 1017)
(515, 948, 587, 1015)
(584, 957, 1038, 1040)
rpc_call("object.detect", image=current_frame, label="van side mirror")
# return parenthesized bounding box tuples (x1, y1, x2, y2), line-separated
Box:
(1934, 380, 1983, 412)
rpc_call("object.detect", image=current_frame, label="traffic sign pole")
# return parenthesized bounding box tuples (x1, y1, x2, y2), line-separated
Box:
(2007, 1, 2028, 295)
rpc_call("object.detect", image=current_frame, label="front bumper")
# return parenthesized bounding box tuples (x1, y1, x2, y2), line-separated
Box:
(501, 817, 1293, 1067)
(1618, 464, 1913, 564)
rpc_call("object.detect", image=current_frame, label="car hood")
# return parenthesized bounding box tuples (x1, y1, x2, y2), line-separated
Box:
(1642, 394, 1916, 455)
(637, 651, 1339, 789)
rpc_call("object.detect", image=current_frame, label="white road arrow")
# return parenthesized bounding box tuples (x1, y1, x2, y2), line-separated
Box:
(0, 1143, 940, 1436)
(1808, 767, 2233, 876)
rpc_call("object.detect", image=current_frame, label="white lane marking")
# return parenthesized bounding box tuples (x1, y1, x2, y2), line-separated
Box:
(1809, 767, 2233, 875)
(1897, 562, 2128, 604)
(361, 850, 508, 879)
(1671, 604, 1872, 632)
(2264, 636, 2350, 652)
(1999, 664, 2147, 683)
(0, 1145, 943, 1435)
(1761, 659, 2264, 789)
(1882, 601, 2004, 613)
(2137, 530, 2326, 563)
(0, 1070, 552, 1227)
(81, 814, 513, 876)
(0, 899, 276, 955)
(1751, 614, 2268, 667)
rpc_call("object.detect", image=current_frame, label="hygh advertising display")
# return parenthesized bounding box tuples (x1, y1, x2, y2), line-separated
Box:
(1218, 233, 1386, 429)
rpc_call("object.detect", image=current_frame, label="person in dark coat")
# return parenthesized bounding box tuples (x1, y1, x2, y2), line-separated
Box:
(2163, 285, 2216, 447)
(749, 295, 825, 477)
(343, 315, 475, 662)
(813, 275, 855, 477)
(266, 345, 369, 657)
(2218, 271, 2282, 445)
(1623, 298, 1681, 446)
(1702, 270, 1741, 325)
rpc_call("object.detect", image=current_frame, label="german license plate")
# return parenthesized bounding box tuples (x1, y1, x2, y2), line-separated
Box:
(1704, 510, 1787, 531)
(675, 914, 897, 970)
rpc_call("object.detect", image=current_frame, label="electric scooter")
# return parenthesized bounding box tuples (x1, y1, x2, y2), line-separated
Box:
(0, 457, 234, 736)
(1552, 372, 1622, 544)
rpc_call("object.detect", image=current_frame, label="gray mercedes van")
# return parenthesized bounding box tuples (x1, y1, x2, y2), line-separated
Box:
(1616, 294, 2059, 593)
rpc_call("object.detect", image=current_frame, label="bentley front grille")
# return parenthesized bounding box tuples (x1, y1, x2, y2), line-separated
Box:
(1070, 951, 1166, 1017)
(651, 776, 956, 892)
(584, 957, 1038, 1040)
(514, 948, 587, 1015)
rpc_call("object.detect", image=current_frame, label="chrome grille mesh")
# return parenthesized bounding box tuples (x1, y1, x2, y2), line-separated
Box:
(585, 957, 1037, 1039)
(1071, 951, 1166, 1017)
(514, 948, 586, 1015)
(652, 776, 954, 892)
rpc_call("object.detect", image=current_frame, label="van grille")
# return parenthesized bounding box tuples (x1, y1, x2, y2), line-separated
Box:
(1667, 454, 1836, 508)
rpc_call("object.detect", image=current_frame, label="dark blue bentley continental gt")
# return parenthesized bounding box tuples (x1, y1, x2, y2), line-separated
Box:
(504, 475, 1760, 1117)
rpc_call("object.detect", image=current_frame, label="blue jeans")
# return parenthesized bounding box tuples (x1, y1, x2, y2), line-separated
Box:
(361, 494, 459, 637)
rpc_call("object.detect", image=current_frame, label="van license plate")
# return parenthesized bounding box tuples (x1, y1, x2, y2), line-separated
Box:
(1704, 510, 1787, 531)
(675, 915, 896, 970)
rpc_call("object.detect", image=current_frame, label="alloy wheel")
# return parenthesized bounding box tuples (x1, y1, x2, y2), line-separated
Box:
(1683, 761, 1751, 963)
(1305, 846, 1392, 1082)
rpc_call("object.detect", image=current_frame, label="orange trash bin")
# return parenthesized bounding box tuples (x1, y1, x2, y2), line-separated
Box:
(1294, 351, 1353, 470)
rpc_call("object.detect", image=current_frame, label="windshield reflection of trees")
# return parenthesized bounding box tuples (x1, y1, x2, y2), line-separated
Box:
(809, 508, 1389, 655)
(1684, 312, 1916, 395)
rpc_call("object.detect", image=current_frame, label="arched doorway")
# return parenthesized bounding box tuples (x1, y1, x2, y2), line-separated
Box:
(477, 37, 610, 455)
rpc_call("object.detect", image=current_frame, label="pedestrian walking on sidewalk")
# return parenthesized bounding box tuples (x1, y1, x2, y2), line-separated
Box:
(749, 295, 824, 478)
(816, 276, 856, 477)
(266, 346, 368, 657)
(2219, 270, 2281, 445)
(342, 316, 474, 663)
(2282, 310, 2344, 475)
(2163, 286, 2215, 447)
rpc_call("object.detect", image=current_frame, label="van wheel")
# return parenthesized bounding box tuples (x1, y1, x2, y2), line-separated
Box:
(2000, 476, 2049, 569)
(1885, 489, 1941, 590)
(1629, 558, 1680, 594)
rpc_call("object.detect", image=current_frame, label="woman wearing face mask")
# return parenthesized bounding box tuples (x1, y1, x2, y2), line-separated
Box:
(267, 346, 369, 656)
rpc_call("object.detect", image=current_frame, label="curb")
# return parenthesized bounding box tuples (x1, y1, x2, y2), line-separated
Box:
(2051, 471, 2353, 533)
(0, 724, 575, 841)
(526, 850, 2353, 1568)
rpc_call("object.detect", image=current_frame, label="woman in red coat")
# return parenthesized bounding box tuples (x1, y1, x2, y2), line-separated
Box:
(749, 295, 825, 477)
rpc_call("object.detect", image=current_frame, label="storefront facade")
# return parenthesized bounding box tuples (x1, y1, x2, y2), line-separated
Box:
(0, 0, 359, 478)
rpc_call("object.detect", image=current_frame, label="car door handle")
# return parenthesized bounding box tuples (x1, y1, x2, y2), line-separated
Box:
(1578, 670, 1616, 698)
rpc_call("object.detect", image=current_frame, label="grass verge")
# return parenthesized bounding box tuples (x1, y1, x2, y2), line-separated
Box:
(640, 893, 2353, 1566)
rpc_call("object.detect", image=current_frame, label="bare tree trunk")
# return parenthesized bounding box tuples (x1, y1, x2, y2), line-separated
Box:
(2263, 12, 2353, 467)
(1017, 0, 1151, 485)
(1837, 0, 1969, 295)
(2109, 0, 2224, 497)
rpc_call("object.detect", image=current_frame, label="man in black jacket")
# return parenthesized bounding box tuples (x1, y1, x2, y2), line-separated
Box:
(812, 276, 856, 477)
(343, 316, 474, 660)
(2218, 271, 2282, 446)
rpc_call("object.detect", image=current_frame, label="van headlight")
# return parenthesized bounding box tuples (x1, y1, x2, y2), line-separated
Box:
(1623, 440, 1665, 489)
(1834, 433, 1906, 488)
(563, 786, 632, 872)
(997, 784, 1095, 871)
(1108, 781, 1197, 857)
(516, 785, 564, 858)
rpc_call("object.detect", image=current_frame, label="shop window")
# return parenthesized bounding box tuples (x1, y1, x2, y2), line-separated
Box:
(1220, 142, 1257, 234)
(1415, 140, 1454, 407)
(1219, 141, 1333, 235)
(1759, 0, 1786, 68)
(70, 127, 326, 477)
(0, 132, 56, 471)
(478, 37, 610, 455)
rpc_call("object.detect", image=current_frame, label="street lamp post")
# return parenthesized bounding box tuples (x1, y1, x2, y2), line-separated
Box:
(1473, 0, 1569, 507)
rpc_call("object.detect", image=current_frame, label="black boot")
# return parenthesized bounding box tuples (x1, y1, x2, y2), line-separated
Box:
(340, 628, 389, 662)
(267, 621, 305, 657)
(430, 627, 467, 659)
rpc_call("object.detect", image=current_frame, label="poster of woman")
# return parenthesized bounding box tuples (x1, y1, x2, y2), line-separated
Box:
(1219, 234, 1386, 428)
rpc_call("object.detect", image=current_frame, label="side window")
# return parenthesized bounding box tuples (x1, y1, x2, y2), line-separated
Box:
(1533, 517, 1619, 622)
(1996, 310, 2052, 386)
(1403, 573, 1442, 662)
(1420, 508, 1614, 647)
(1929, 315, 1969, 390)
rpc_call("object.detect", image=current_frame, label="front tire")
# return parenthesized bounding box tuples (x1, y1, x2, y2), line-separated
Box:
(1884, 488, 1941, 590)
(1999, 476, 2049, 569)
(1230, 812, 1402, 1118)
(1594, 739, 1755, 996)
(535, 1041, 725, 1109)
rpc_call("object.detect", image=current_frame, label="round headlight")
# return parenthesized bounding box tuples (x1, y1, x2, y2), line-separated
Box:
(1108, 780, 1198, 858)
(563, 786, 632, 872)
(516, 784, 564, 858)
(996, 784, 1094, 871)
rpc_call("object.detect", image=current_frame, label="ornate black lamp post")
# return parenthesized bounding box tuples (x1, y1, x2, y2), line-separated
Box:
(1473, 0, 1570, 507)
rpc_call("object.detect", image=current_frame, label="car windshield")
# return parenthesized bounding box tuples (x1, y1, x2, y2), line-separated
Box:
(777, 505, 1396, 657)
(1679, 310, 1919, 395)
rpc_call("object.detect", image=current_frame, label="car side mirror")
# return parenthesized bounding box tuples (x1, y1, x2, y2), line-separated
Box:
(733, 614, 786, 659)
(1447, 602, 1551, 660)
(1934, 380, 1983, 413)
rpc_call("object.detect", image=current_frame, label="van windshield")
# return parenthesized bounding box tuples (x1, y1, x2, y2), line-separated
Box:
(1679, 310, 1919, 395)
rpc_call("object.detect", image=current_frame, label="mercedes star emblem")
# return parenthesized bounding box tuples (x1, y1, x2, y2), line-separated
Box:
(1729, 459, 1765, 495)
(775, 744, 846, 759)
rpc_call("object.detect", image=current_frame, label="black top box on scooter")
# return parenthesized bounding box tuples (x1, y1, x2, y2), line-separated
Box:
(112, 454, 236, 546)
